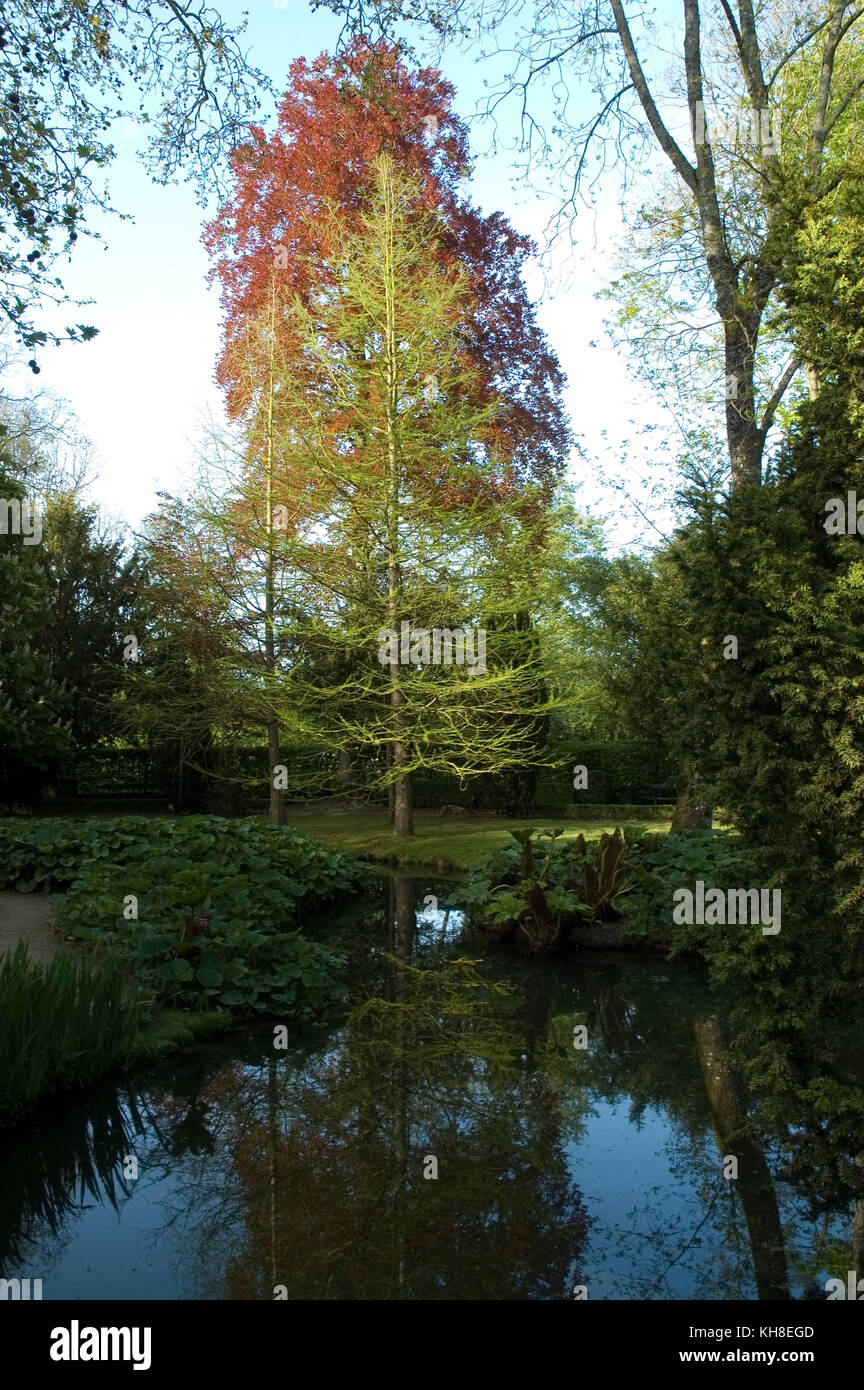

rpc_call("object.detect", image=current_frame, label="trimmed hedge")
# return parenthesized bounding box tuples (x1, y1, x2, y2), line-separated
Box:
(531, 803, 674, 820)
(533, 740, 677, 806)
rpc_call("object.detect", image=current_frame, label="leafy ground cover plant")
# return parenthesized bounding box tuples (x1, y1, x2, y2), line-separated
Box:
(465, 825, 762, 964)
(623, 829, 794, 984)
(0, 816, 365, 1016)
(624, 829, 751, 944)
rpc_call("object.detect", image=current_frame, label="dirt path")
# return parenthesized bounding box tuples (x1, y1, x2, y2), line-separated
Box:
(0, 891, 76, 966)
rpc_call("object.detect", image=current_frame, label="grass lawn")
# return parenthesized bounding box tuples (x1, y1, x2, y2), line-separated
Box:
(282, 806, 673, 871)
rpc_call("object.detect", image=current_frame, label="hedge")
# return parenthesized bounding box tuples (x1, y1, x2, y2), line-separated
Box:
(533, 740, 677, 806)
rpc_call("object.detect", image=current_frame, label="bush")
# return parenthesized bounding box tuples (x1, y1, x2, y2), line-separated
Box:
(624, 829, 759, 955)
(463, 825, 638, 953)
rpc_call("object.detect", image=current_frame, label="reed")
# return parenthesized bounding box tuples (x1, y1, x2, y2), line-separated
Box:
(0, 944, 145, 1121)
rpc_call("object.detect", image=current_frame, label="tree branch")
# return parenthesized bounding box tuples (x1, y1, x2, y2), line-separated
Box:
(759, 357, 799, 434)
(609, 0, 698, 194)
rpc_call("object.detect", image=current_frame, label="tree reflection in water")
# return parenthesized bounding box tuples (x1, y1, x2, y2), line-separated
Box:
(0, 874, 862, 1300)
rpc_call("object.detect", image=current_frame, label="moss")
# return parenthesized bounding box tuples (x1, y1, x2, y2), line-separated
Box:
(131, 1009, 233, 1063)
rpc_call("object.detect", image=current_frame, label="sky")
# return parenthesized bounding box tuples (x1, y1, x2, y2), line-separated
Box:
(5, 0, 688, 551)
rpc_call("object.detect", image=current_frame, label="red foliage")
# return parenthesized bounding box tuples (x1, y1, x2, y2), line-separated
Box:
(204, 39, 571, 501)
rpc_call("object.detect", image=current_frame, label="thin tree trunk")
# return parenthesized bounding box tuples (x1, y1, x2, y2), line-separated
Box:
(264, 276, 286, 826)
(267, 715, 284, 823)
(386, 742, 395, 826)
(804, 362, 821, 401)
(381, 158, 413, 836)
(853, 1153, 864, 1275)
(337, 748, 356, 793)
(724, 316, 768, 489)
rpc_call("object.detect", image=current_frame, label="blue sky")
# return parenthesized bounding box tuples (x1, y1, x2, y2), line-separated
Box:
(7, 0, 680, 549)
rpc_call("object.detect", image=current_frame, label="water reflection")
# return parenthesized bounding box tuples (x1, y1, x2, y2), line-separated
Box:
(1, 874, 862, 1300)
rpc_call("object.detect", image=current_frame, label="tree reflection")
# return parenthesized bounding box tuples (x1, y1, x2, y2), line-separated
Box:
(2, 878, 863, 1303)
(217, 876, 590, 1299)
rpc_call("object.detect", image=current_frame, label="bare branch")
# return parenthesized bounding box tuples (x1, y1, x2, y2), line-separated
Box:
(811, 0, 850, 173)
(759, 357, 799, 435)
(609, 0, 698, 194)
(824, 72, 864, 137)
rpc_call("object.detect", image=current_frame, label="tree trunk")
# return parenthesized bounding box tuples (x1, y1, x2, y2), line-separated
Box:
(853, 1153, 864, 1275)
(267, 714, 285, 825)
(337, 748, 356, 794)
(670, 759, 713, 831)
(725, 320, 767, 489)
(804, 362, 820, 401)
(382, 158, 413, 837)
(264, 275, 285, 827)
(386, 743, 395, 826)
(694, 1015, 790, 1300)
(392, 763, 413, 837)
(670, 787, 713, 831)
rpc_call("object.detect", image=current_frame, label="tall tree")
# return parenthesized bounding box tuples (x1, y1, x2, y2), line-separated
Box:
(0, 489, 141, 804)
(318, 2, 864, 487)
(195, 40, 572, 833)
(152, 147, 566, 834)
(316, 4, 864, 828)
(204, 38, 570, 503)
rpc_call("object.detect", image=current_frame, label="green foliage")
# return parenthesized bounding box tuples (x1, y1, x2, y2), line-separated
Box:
(0, 942, 145, 1120)
(534, 738, 677, 805)
(593, 183, 864, 953)
(0, 474, 70, 802)
(570, 828, 635, 919)
(0, 816, 365, 1016)
(36, 494, 144, 751)
(648, 414, 864, 946)
(624, 829, 751, 944)
(465, 825, 640, 952)
(0, 465, 145, 806)
(0, 1, 270, 355)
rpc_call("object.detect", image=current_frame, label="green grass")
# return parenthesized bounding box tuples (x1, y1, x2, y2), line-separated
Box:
(282, 807, 673, 870)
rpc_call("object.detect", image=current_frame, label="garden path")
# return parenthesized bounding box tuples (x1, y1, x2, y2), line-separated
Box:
(0, 891, 76, 965)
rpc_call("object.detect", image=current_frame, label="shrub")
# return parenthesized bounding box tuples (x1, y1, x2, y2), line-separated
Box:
(464, 826, 637, 953)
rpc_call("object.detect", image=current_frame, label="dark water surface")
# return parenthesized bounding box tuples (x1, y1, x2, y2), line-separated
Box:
(0, 877, 858, 1300)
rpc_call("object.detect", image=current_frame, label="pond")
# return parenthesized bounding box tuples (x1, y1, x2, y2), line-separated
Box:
(0, 876, 858, 1300)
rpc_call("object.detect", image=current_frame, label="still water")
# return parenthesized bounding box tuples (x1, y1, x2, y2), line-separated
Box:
(0, 877, 858, 1299)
